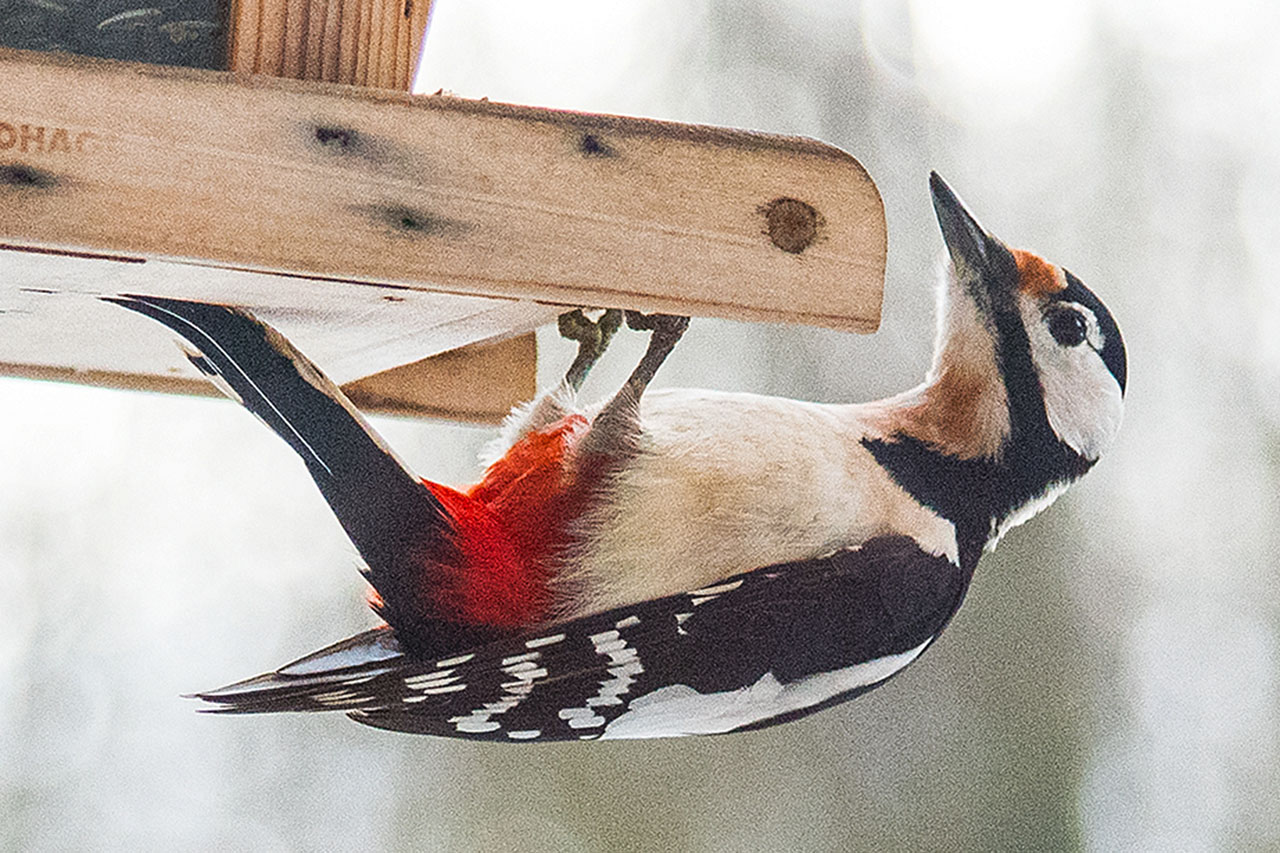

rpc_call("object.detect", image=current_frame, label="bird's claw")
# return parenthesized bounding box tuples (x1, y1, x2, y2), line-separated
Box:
(623, 311, 690, 338)
(558, 308, 624, 391)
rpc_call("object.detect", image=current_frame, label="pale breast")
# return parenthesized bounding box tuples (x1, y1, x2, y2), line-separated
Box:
(560, 389, 958, 617)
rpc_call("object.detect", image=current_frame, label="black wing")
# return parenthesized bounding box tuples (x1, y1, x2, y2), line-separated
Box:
(104, 295, 486, 654)
(195, 535, 972, 741)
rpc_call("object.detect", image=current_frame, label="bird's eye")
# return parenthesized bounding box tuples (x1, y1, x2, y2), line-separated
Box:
(1046, 307, 1087, 347)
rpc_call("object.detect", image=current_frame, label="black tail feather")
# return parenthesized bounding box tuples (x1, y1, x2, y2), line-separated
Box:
(106, 295, 480, 654)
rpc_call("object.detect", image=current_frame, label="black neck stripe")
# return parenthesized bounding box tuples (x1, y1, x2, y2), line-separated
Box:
(865, 243, 1096, 567)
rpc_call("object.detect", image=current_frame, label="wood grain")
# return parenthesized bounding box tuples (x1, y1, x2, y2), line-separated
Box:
(0, 246, 551, 422)
(229, 0, 432, 86)
(343, 333, 537, 421)
(230, 0, 262, 73)
(0, 333, 536, 424)
(0, 48, 886, 331)
(337, 0, 362, 85)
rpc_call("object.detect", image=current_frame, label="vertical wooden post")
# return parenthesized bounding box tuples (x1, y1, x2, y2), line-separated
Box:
(229, 0, 433, 89)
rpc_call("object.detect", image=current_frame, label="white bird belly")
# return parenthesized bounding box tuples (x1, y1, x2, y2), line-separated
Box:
(561, 389, 958, 617)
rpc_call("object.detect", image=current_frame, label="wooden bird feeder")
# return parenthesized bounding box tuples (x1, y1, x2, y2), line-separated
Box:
(0, 1, 886, 422)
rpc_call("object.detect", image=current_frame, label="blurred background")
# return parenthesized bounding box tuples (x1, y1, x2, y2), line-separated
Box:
(3, 1, 1279, 850)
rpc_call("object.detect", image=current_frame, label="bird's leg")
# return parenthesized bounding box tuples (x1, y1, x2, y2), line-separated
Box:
(558, 308, 624, 392)
(489, 308, 625, 454)
(619, 311, 690, 399)
(502, 309, 686, 461)
(581, 311, 689, 459)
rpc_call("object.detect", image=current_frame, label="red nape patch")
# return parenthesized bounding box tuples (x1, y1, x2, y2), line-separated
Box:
(1012, 249, 1066, 297)
(421, 415, 592, 628)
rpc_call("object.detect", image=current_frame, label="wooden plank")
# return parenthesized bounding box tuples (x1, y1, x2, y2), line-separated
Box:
(343, 333, 535, 422)
(0, 245, 557, 386)
(281, 0, 309, 78)
(392, 0, 409, 91)
(318, 0, 344, 82)
(338, 0, 362, 86)
(230, 0, 263, 72)
(0, 2, 539, 423)
(0, 48, 886, 332)
(405, 0, 433, 91)
(355, 0, 373, 86)
(256, 0, 287, 76)
(230, 0, 432, 84)
(0, 334, 535, 424)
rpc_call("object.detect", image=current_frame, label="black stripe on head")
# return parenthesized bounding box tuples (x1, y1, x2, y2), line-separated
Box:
(978, 243, 1056, 448)
(865, 248, 1096, 561)
(864, 245, 1098, 560)
(930, 177, 1050, 446)
(1062, 269, 1126, 395)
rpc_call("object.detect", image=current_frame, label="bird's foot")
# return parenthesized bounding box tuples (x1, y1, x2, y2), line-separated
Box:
(622, 311, 690, 395)
(557, 308, 624, 391)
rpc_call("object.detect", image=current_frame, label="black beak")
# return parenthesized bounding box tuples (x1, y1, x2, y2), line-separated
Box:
(930, 172, 1002, 276)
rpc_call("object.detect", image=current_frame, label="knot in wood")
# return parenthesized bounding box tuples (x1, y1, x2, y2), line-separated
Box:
(761, 197, 819, 254)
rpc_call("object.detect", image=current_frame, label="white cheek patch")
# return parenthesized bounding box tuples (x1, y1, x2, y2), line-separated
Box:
(1023, 301, 1125, 460)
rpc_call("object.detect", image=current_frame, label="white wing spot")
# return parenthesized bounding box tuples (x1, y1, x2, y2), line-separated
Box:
(559, 707, 606, 727)
(313, 689, 361, 705)
(453, 719, 501, 734)
(609, 661, 643, 678)
(501, 651, 541, 666)
(404, 670, 456, 688)
(502, 660, 541, 675)
(436, 653, 475, 668)
(689, 579, 744, 597)
(525, 633, 566, 649)
(606, 648, 638, 666)
(506, 730, 542, 740)
(552, 626, 645, 734)
(568, 715, 606, 729)
(501, 677, 538, 692)
(615, 615, 641, 629)
(420, 683, 468, 695)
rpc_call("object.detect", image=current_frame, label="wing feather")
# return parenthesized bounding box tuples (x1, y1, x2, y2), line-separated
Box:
(195, 536, 971, 740)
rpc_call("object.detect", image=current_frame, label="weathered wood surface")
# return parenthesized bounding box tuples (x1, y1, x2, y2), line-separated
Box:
(0, 251, 553, 421)
(0, 44, 885, 420)
(230, 0, 433, 89)
(0, 48, 885, 330)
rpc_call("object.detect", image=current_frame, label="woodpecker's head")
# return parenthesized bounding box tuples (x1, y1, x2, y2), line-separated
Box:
(926, 172, 1126, 466)
(865, 174, 1127, 565)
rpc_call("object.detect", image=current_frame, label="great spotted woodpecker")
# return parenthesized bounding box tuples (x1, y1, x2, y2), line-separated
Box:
(106, 173, 1126, 741)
